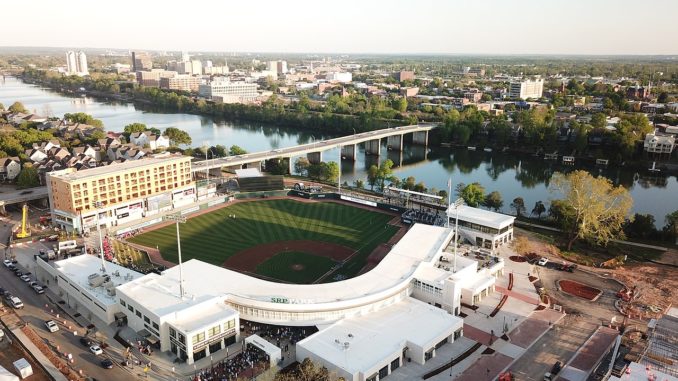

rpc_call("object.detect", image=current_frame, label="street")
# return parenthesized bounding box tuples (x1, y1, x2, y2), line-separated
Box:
(1, 246, 135, 381)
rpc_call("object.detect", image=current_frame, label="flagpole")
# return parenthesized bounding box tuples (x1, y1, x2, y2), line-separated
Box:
(447, 178, 452, 228)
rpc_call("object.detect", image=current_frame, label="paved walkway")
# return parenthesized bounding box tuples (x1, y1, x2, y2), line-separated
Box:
(495, 285, 541, 305)
(8, 327, 69, 381)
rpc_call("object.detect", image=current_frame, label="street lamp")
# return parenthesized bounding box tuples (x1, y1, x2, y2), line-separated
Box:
(92, 201, 107, 273)
(337, 145, 342, 195)
(451, 198, 464, 273)
(163, 213, 187, 299)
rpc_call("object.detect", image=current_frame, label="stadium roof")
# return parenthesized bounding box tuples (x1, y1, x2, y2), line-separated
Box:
(297, 297, 463, 376)
(447, 205, 515, 229)
(115, 224, 452, 318)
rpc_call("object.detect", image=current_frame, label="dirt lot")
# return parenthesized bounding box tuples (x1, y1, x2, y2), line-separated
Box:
(515, 228, 678, 314)
(0, 333, 52, 381)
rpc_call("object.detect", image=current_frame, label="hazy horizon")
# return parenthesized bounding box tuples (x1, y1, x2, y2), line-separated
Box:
(2, 0, 677, 55)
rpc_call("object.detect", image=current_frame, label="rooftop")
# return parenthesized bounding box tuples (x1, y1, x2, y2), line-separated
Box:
(115, 224, 452, 317)
(54, 254, 144, 307)
(447, 205, 515, 229)
(48, 155, 190, 182)
(297, 297, 463, 375)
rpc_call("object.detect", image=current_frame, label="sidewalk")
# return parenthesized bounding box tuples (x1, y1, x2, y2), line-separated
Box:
(8, 327, 69, 381)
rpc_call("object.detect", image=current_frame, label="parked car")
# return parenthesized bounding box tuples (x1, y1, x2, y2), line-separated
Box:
(537, 257, 549, 266)
(2, 259, 11, 268)
(80, 337, 93, 347)
(90, 345, 103, 355)
(9, 296, 24, 309)
(20, 275, 31, 282)
(14, 270, 23, 277)
(7, 264, 16, 271)
(33, 285, 45, 294)
(100, 359, 113, 369)
(44, 320, 59, 333)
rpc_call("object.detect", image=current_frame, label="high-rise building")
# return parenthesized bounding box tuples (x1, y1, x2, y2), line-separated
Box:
(509, 78, 544, 100)
(132, 51, 153, 72)
(66, 51, 89, 76)
(268, 60, 288, 75)
(136, 69, 178, 87)
(395, 70, 415, 82)
(66, 51, 77, 74)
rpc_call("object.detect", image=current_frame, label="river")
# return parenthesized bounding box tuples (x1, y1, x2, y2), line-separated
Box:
(1, 76, 676, 226)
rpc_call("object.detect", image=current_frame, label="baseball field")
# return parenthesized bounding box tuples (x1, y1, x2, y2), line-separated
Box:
(128, 198, 400, 283)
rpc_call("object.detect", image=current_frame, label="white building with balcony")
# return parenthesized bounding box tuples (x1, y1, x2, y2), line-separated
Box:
(446, 205, 515, 252)
(644, 131, 675, 155)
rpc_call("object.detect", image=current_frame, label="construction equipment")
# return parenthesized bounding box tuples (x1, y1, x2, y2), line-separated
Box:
(16, 204, 31, 238)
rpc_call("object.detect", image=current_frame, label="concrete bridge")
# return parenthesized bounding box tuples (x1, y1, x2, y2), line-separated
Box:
(0, 186, 49, 212)
(191, 123, 438, 175)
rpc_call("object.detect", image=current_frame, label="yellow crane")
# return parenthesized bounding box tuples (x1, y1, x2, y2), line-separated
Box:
(16, 204, 30, 238)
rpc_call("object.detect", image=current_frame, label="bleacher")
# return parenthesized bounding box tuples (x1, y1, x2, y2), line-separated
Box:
(401, 209, 446, 226)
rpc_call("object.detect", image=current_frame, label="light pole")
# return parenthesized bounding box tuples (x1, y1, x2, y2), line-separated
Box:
(451, 198, 464, 273)
(92, 201, 107, 273)
(163, 213, 187, 299)
(337, 145, 342, 195)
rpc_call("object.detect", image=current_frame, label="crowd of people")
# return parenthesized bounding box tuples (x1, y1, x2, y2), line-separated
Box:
(190, 345, 268, 381)
(401, 208, 446, 226)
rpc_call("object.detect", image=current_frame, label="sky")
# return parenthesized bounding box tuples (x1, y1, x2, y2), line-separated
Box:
(2, 0, 677, 55)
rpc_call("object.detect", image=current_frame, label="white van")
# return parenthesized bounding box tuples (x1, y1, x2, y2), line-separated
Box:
(10, 296, 24, 309)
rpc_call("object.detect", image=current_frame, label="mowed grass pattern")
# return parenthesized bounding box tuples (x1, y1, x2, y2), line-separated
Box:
(129, 199, 399, 278)
(256, 251, 337, 284)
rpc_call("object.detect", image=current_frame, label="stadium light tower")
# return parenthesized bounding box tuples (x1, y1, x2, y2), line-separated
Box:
(92, 200, 107, 273)
(163, 213, 187, 299)
(451, 198, 464, 273)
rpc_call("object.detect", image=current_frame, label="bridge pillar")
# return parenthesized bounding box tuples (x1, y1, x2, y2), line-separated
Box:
(209, 167, 222, 178)
(387, 134, 404, 151)
(412, 131, 429, 146)
(365, 139, 381, 156)
(307, 151, 323, 164)
(341, 144, 357, 161)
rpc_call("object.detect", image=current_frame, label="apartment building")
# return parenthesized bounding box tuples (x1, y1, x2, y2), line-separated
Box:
(509, 78, 544, 100)
(198, 80, 258, 103)
(159, 75, 202, 92)
(136, 69, 178, 87)
(644, 132, 675, 155)
(132, 51, 153, 71)
(46, 155, 194, 232)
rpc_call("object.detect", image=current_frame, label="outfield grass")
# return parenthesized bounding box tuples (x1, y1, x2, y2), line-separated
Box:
(255, 251, 337, 284)
(129, 199, 399, 279)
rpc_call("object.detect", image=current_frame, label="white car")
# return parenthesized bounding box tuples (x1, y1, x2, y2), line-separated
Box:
(33, 285, 45, 294)
(90, 345, 103, 355)
(9, 296, 23, 309)
(537, 257, 549, 266)
(2, 259, 11, 268)
(20, 275, 31, 282)
(45, 320, 59, 333)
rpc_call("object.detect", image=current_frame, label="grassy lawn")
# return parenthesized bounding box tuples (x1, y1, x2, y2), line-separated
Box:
(255, 251, 337, 284)
(129, 199, 398, 278)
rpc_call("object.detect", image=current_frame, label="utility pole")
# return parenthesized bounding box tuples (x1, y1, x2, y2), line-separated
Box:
(452, 198, 464, 273)
(163, 213, 187, 299)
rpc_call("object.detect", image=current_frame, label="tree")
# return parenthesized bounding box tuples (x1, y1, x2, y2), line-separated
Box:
(354, 179, 365, 189)
(123, 123, 148, 136)
(375, 159, 395, 192)
(367, 165, 379, 190)
(274, 358, 339, 381)
(163, 127, 192, 146)
(17, 164, 39, 188)
(458, 182, 486, 207)
(8, 101, 27, 114)
(550, 170, 633, 250)
(413, 181, 427, 193)
(530, 201, 546, 219)
(229, 145, 247, 156)
(214, 144, 227, 157)
(483, 191, 504, 212)
(663, 210, 678, 242)
(63, 112, 103, 128)
(657, 92, 669, 103)
(394, 97, 408, 113)
(402, 176, 416, 190)
(294, 157, 311, 176)
(325, 161, 340, 183)
(590, 113, 607, 129)
(623, 213, 657, 239)
(510, 197, 526, 217)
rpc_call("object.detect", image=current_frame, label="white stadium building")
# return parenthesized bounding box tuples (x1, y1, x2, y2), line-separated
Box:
(39, 208, 512, 380)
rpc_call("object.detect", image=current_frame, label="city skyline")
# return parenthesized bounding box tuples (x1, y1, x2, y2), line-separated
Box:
(1, 0, 677, 55)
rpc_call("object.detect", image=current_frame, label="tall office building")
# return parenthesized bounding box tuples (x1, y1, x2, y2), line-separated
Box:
(509, 78, 544, 100)
(65, 51, 89, 76)
(132, 51, 153, 72)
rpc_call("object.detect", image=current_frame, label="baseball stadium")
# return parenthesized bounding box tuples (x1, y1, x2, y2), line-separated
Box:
(127, 197, 403, 284)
